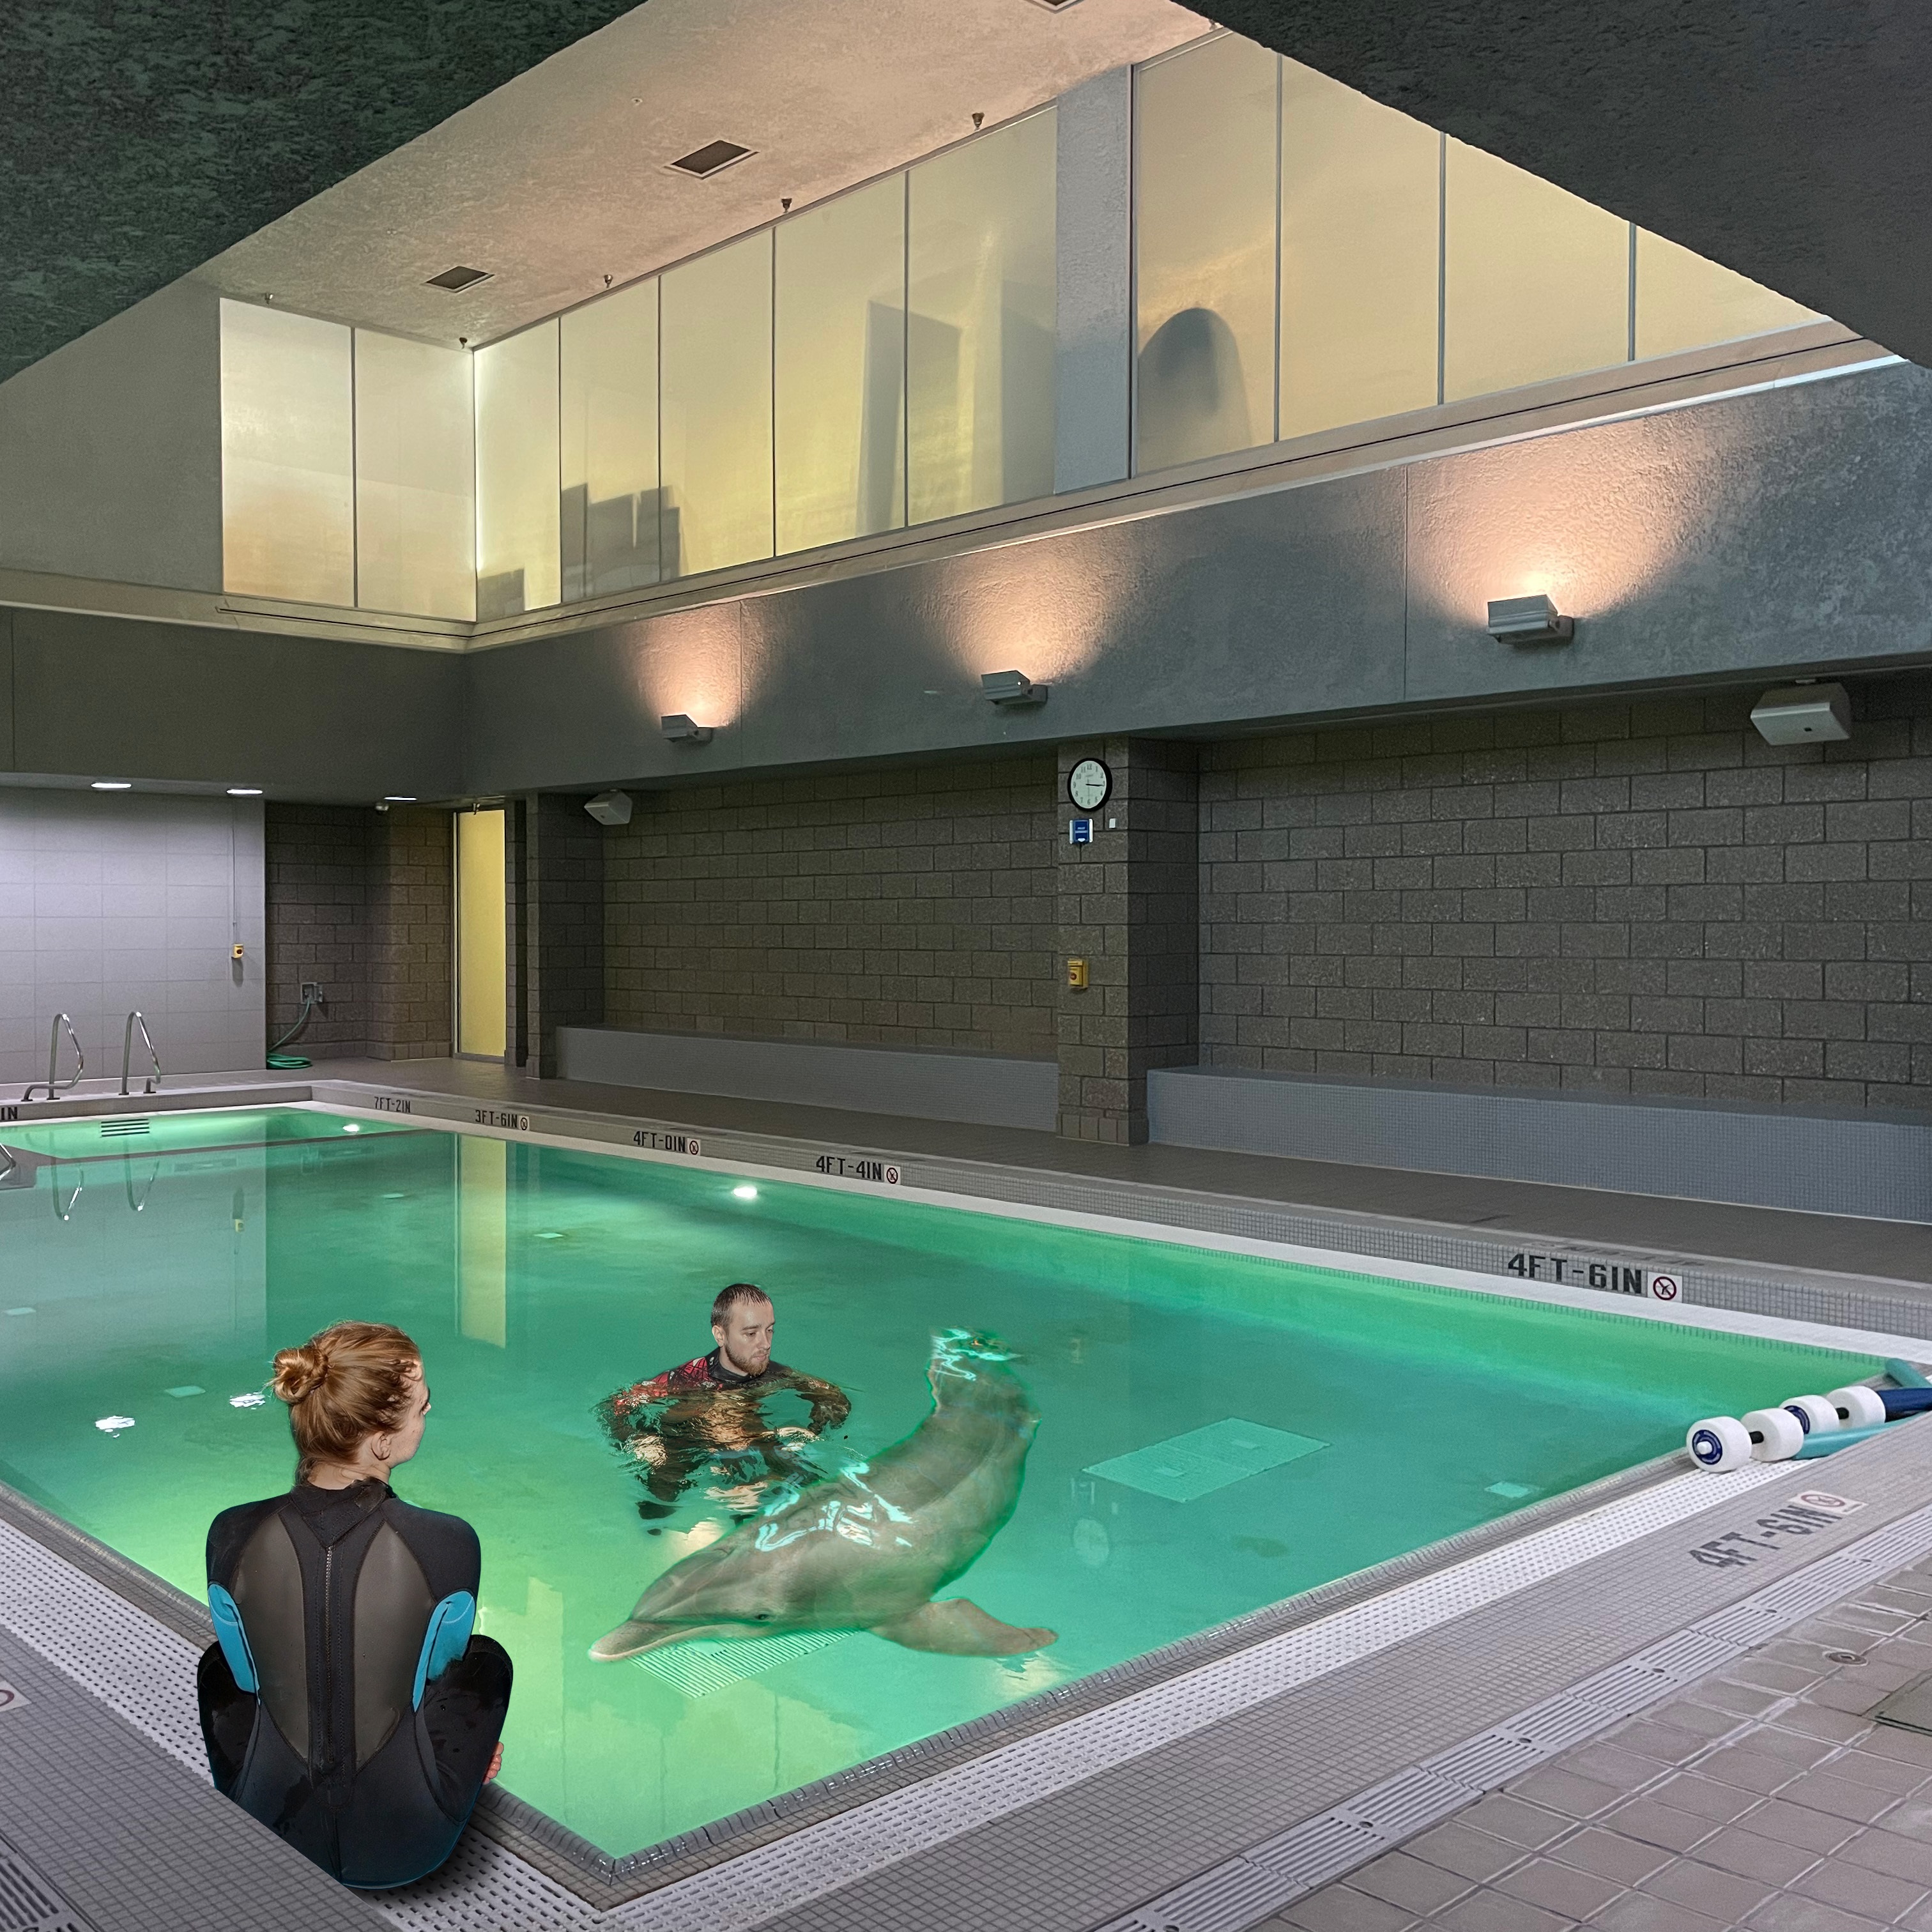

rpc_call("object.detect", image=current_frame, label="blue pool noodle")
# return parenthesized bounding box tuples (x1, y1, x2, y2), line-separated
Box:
(1794, 1421, 1889, 1459)
(1885, 1358, 1932, 1390)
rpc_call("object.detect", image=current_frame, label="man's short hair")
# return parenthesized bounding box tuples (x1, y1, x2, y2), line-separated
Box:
(712, 1282, 771, 1326)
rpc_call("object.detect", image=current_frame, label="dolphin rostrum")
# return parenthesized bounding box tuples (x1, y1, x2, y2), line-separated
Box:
(590, 1330, 1056, 1661)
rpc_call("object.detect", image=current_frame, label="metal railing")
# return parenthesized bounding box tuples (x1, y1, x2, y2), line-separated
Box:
(20, 1013, 82, 1103)
(121, 1011, 162, 1096)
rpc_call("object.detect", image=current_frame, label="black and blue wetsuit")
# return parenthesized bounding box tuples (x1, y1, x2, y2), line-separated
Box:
(199, 1479, 512, 1889)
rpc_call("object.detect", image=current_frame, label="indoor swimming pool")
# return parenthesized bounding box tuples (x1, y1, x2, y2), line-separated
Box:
(0, 1105, 1880, 1858)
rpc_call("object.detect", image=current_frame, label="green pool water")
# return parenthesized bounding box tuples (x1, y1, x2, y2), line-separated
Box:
(0, 1105, 1877, 1855)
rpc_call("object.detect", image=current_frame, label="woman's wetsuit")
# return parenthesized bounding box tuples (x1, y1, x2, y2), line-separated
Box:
(199, 1478, 512, 1889)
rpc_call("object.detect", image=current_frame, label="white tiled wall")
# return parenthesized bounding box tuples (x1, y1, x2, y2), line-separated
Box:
(0, 790, 266, 1091)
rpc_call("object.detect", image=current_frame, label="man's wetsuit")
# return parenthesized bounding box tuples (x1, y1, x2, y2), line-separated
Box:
(199, 1479, 512, 1889)
(595, 1349, 850, 1517)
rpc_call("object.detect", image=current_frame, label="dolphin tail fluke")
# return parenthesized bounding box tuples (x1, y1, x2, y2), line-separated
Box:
(588, 1618, 684, 1662)
(870, 1598, 1057, 1657)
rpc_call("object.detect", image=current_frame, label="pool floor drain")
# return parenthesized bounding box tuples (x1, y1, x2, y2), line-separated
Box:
(0, 1827, 95, 1931)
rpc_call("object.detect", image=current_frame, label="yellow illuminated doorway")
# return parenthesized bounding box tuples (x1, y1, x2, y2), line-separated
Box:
(456, 808, 507, 1058)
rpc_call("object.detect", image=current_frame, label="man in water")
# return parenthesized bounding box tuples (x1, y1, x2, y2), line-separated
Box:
(596, 1283, 850, 1521)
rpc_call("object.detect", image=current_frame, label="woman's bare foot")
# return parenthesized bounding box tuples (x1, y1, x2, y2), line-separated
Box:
(486, 1742, 503, 1783)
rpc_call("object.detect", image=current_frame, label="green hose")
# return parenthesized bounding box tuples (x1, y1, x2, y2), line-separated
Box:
(267, 993, 318, 1070)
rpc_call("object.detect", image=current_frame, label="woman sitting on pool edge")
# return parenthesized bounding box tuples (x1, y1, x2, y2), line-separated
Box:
(197, 1321, 513, 1889)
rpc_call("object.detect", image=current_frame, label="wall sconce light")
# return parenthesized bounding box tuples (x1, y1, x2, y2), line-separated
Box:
(1751, 682, 1850, 745)
(585, 789, 634, 825)
(982, 670, 1049, 707)
(660, 714, 714, 745)
(1485, 594, 1574, 646)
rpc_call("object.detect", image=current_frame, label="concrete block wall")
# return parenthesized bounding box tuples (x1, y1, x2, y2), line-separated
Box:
(602, 756, 1057, 1059)
(265, 804, 452, 1061)
(1200, 675, 1932, 1111)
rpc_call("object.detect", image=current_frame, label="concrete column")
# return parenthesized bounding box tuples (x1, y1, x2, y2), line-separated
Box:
(508, 793, 604, 1078)
(1054, 66, 1132, 496)
(1056, 739, 1199, 1142)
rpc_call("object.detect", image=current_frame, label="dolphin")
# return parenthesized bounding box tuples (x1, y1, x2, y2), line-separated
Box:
(590, 1330, 1056, 1661)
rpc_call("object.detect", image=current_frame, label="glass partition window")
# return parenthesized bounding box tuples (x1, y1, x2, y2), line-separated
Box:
(1443, 140, 1630, 402)
(1134, 37, 1278, 473)
(907, 110, 1056, 525)
(475, 322, 561, 618)
(219, 301, 355, 605)
(661, 231, 775, 577)
(354, 331, 475, 620)
(776, 176, 907, 553)
(1278, 60, 1439, 438)
(560, 280, 661, 601)
(1634, 229, 1817, 362)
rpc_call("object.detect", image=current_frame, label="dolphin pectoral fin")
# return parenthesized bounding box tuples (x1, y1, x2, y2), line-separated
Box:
(589, 1618, 684, 1662)
(869, 1598, 1057, 1657)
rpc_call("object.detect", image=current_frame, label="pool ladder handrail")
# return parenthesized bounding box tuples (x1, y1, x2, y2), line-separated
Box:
(121, 1011, 162, 1097)
(21, 1013, 83, 1103)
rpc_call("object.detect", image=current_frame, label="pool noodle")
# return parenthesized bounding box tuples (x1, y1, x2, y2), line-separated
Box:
(1793, 1420, 1889, 1459)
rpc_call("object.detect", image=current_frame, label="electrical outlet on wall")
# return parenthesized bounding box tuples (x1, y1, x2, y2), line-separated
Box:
(302, 982, 325, 1006)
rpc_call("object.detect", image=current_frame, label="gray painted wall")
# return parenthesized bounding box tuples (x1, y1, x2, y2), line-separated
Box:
(0, 280, 222, 594)
(1149, 1064, 1932, 1223)
(1054, 66, 1133, 495)
(1, 608, 465, 801)
(462, 361, 1932, 797)
(557, 1025, 1058, 1130)
(0, 788, 265, 1089)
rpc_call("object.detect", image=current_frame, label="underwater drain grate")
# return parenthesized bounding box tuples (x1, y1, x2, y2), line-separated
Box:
(634, 1630, 850, 1698)
(0, 1832, 94, 1932)
(1085, 1419, 1327, 1503)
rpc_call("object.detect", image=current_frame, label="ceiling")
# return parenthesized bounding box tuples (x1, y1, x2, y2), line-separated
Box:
(1216, 0, 1932, 367)
(6, 0, 1928, 385)
(0, 0, 647, 385)
(195, 0, 1205, 349)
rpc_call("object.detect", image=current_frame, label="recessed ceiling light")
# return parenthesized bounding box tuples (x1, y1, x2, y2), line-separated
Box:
(91, 780, 132, 790)
(668, 139, 754, 180)
(227, 786, 263, 797)
(425, 265, 493, 293)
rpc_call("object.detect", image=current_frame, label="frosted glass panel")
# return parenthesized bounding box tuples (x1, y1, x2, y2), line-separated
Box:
(475, 323, 561, 618)
(1635, 230, 1817, 362)
(457, 807, 506, 1059)
(776, 176, 907, 553)
(220, 301, 354, 604)
(661, 232, 774, 577)
(560, 280, 660, 601)
(1444, 141, 1629, 402)
(1135, 37, 1277, 473)
(907, 110, 1056, 525)
(354, 332, 475, 619)
(1279, 61, 1439, 439)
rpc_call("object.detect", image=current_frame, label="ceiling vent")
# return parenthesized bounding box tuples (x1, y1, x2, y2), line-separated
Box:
(1026, 0, 1085, 9)
(668, 139, 754, 180)
(425, 265, 493, 293)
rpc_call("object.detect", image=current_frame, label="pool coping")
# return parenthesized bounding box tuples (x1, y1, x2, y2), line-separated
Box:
(6, 1074, 1932, 1913)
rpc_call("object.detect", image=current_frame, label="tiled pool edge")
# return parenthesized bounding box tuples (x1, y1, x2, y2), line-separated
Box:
(0, 1443, 1714, 1909)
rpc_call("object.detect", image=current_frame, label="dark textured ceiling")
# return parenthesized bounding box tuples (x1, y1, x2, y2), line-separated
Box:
(0, 1, 642, 383)
(5, 1, 1929, 387)
(1218, 0, 1931, 365)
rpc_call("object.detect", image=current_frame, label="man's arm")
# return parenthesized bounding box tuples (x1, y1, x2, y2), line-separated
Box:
(783, 1370, 851, 1434)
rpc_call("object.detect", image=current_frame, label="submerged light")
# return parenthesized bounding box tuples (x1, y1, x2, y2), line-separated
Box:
(732, 1184, 758, 1200)
(342, 1123, 362, 1134)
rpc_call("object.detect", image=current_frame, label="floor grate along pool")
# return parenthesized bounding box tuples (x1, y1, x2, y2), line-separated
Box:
(0, 1105, 1882, 1859)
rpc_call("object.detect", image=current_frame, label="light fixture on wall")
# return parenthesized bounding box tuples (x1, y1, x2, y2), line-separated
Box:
(661, 714, 714, 746)
(1751, 682, 1851, 744)
(981, 670, 1049, 708)
(383, 795, 417, 802)
(90, 780, 132, 790)
(585, 790, 634, 825)
(227, 786, 263, 797)
(1485, 594, 1574, 646)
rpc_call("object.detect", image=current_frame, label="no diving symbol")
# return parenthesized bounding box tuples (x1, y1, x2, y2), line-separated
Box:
(884, 1165, 901, 1186)
(0, 1682, 26, 1712)
(1651, 1273, 1681, 1301)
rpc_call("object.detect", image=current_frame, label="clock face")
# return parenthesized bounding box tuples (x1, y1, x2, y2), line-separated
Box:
(1068, 758, 1112, 812)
